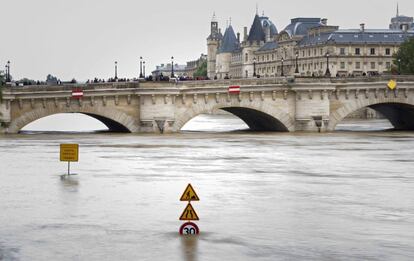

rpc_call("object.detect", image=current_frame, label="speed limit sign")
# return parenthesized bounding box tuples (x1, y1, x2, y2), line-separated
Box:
(179, 222, 199, 235)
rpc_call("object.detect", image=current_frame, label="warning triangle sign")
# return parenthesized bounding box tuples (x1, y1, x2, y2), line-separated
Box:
(180, 184, 200, 201)
(179, 203, 199, 221)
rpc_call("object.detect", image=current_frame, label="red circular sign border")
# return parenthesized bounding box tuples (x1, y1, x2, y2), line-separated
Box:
(179, 222, 200, 235)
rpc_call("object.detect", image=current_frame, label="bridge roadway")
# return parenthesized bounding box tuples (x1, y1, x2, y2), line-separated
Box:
(1, 77, 414, 134)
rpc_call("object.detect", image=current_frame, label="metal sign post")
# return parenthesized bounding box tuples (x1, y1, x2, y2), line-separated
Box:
(60, 144, 79, 176)
(179, 184, 200, 235)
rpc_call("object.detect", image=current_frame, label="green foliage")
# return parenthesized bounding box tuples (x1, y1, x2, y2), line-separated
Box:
(394, 37, 414, 74)
(193, 60, 207, 77)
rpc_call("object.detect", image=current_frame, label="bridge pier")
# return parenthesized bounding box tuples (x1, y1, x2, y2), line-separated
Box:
(293, 88, 333, 132)
(0, 100, 11, 134)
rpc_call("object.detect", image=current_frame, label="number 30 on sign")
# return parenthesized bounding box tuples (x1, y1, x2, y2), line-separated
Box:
(179, 222, 199, 235)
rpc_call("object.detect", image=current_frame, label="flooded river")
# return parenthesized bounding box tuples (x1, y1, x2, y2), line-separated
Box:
(1, 115, 414, 260)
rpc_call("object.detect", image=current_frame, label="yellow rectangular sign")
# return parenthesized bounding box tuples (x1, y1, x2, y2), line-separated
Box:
(60, 144, 79, 162)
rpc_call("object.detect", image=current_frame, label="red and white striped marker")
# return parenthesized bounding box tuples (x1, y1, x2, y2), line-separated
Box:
(72, 89, 84, 99)
(228, 85, 241, 94)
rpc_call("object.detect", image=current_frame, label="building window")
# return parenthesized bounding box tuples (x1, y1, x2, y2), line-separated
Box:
(245, 53, 248, 62)
(314, 49, 317, 56)
(371, 62, 376, 69)
(385, 48, 391, 55)
(340, 62, 345, 69)
(370, 48, 375, 55)
(320, 49, 323, 55)
(356, 62, 361, 69)
(308, 50, 311, 56)
(340, 48, 345, 55)
(355, 48, 360, 55)
(272, 54, 274, 60)
(302, 51, 305, 57)
(245, 70, 248, 78)
(386, 62, 391, 69)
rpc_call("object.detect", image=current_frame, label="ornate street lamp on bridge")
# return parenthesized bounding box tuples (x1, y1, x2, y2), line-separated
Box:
(5, 61, 11, 82)
(143, 61, 146, 78)
(325, 53, 331, 77)
(171, 56, 175, 78)
(398, 58, 402, 75)
(139, 57, 143, 78)
(114, 61, 118, 81)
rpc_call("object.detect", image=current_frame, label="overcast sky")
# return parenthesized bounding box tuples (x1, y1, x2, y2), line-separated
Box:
(1, 0, 413, 82)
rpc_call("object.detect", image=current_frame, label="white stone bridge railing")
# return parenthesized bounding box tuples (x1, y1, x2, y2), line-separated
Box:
(2, 76, 414, 134)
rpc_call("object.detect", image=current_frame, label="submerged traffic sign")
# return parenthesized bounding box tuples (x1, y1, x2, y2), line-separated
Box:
(179, 203, 199, 221)
(179, 222, 199, 235)
(60, 144, 79, 162)
(180, 184, 200, 202)
(60, 144, 79, 176)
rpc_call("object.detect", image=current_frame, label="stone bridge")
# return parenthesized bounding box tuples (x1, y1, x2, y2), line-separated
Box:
(1, 77, 414, 134)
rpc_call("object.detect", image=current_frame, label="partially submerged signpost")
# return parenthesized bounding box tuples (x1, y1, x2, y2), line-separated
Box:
(179, 184, 200, 235)
(60, 144, 79, 176)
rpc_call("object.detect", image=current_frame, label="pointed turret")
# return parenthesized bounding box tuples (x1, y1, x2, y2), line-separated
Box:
(218, 25, 239, 53)
(247, 15, 266, 43)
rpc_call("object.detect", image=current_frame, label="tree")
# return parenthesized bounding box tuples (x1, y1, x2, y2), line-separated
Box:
(394, 37, 414, 74)
(193, 60, 207, 78)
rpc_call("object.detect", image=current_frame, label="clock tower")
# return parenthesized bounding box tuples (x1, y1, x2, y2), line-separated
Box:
(207, 13, 222, 79)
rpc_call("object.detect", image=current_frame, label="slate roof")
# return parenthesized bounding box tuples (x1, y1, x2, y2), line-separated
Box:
(218, 25, 240, 53)
(260, 16, 278, 36)
(257, 41, 278, 52)
(247, 15, 266, 42)
(283, 18, 323, 36)
(299, 29, 414, 46)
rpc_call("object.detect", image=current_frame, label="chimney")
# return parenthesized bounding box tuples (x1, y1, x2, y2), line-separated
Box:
(243, 26, 248, 41)
(237, 32, 240, 43)
(321, 18, 328, 26)
(360, 23, 365, 32)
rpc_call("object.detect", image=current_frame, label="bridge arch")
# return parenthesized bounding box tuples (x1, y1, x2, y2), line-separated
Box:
(174, 103, 295, 132)
(328, 96, 414, 131)
(8, 105, 140, 133)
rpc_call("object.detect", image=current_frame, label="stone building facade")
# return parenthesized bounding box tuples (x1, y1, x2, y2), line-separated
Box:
(207, 8, 414, 79)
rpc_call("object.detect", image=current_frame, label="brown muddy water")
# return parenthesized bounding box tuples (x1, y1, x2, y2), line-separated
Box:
(0, 115, 413, 261)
